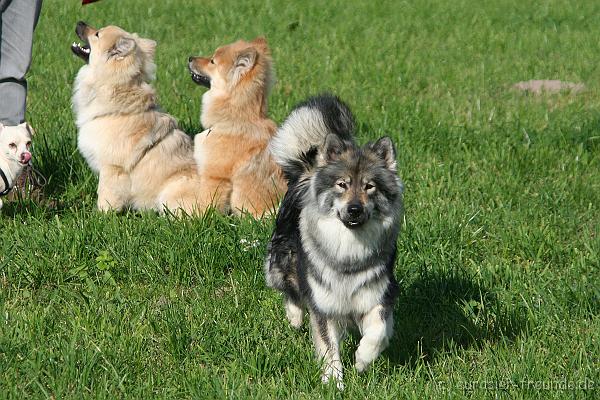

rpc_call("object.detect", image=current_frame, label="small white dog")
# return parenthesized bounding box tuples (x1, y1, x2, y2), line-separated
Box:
(0, 122, 34, 210)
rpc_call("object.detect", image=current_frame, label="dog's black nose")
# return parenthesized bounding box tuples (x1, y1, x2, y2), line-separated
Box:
(347, 203, 364, 217)
(188, 56, 194, 63)
(76, 21, 88, 36)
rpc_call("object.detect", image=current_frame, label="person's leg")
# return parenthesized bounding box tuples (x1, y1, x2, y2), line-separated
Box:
(0, 0, 43, 125)
(0, 1, 12, 13)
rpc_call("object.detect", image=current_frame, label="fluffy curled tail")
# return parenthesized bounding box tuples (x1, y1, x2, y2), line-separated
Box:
(269, 94, 355, 182)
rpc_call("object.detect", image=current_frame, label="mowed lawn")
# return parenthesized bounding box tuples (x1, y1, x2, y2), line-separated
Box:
(1, 0, 599, 398)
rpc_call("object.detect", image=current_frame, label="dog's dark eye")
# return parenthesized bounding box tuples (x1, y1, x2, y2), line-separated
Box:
(365, 183, 375, 191)
(210, 58, 215, 64)
(95, 31, 99, 37)
(8, 143, 16, 150)
(337, 181, 347, 190)
(26, 141, 32, 148)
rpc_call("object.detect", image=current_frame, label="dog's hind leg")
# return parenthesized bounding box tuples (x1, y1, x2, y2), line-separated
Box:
(160, 174, 230, 215)
(264, 254, 303, 328)
(158, 175, 205, 215)
(310, 312, 344, 390)
(354, 304, 393, 373)
(196, 176, 232, 214)
(229, 169, 283, 217)
(284, 296, 303, 329)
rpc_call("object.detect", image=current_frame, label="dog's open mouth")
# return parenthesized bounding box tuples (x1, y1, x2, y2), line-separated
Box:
(188, 66, 211, 88)
(71, 41, 90, 62)
(72, 21, 92, 63)
(339, 213, 366, 229)
(342, 220, 364, 229)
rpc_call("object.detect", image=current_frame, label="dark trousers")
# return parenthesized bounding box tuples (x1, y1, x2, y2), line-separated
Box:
(0, 0, 43, 125)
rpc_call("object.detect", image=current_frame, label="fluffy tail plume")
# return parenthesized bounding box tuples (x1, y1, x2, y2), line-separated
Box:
(269, 94, 355, 182)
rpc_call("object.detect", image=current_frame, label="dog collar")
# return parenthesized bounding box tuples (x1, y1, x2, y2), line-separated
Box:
(0, 167, 12, 197)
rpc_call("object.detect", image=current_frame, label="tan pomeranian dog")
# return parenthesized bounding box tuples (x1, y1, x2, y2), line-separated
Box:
(188, 37, 286, 217)
(71, 22, 203, 214)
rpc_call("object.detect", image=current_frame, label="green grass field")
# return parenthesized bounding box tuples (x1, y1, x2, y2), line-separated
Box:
(1, 0, 599, 398)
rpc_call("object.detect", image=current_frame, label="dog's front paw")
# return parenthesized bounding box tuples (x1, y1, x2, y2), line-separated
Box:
(321, 371, 344, 391)
(97, 197, 123, 212)
(354, 347, 374, 373)
(97, 202, 114, 212)
(354, 358, 369, 373)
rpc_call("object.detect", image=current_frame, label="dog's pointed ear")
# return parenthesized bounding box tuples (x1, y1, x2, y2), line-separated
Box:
(251, 36, 269, 51)
(319, 134, 346, 164)
(21, 122, 35, 137)
(138, 38, 156, 58)
(371, 136, 397, 171)
(111, 37, 136, 60)
(233, 47, 257, 79)
(252, 36, 267, 46)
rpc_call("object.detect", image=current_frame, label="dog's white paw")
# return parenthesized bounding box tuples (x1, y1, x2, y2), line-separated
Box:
(285, 301, 303, 329)
(97, 198, 124, 213)
(97, 199, 113, 212)
(321, 371, 344, 391)
(354, 359, 369, 373)
(354, 347, 374, 373)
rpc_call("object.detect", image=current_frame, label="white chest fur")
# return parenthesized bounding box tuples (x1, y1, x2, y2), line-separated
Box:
(300, 209, 393, 264)
(307, 262, 389, 316)
(299, 210, 392, 316)
(0, 158, 21, 190)
(77, 125, 102, 173)
(193, 128, 212, 173)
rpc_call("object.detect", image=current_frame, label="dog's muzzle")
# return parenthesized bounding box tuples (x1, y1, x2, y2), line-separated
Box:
(71, 21, 91, 63)
(188, 60, 211, 88)
(339, 203, 368, 229)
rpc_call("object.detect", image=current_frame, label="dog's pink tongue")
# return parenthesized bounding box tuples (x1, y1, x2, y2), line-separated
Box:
(21, 152, 31, 163)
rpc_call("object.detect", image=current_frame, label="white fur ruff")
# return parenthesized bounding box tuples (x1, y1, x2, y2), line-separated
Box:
(299, 210, 394, 316)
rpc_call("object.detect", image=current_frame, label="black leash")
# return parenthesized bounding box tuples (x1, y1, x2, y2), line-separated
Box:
(27, 164, 47, 188)
(0, 167, 12, 196)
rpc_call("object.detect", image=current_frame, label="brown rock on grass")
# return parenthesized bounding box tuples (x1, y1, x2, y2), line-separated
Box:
(512, 80, 585, 95)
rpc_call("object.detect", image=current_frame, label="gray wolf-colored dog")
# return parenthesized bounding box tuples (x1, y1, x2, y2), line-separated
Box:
(265, 94, 404, 389)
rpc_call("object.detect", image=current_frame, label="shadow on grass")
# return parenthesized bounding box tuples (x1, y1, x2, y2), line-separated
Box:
(386, 268, 526, 367)
(30, 129, 86, 198)
(1, 196, 68, 219)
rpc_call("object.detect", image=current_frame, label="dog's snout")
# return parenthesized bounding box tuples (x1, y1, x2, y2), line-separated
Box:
(21, 152, 31, 163)
(75, 21, 89, 40)
(347, 202, 364, 217)
(340, 201, 367, 228)
(76, 21, 87, 33)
